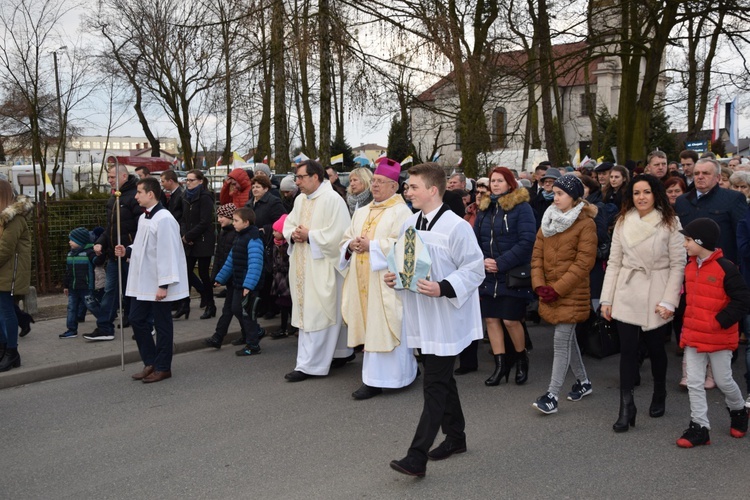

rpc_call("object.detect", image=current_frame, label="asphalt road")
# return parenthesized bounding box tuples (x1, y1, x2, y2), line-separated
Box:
(1, 326, 748, 499)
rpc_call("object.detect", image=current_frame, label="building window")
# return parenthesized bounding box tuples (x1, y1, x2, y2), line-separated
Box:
(580, 93, 592, 117)
(455, 119, 461, 151)
(112, 142, 120, 150)
(84, 142, 92, 148)
(492, 107, 507, 149)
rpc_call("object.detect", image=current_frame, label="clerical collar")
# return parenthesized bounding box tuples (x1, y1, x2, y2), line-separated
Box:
(144, 202, 162, 219)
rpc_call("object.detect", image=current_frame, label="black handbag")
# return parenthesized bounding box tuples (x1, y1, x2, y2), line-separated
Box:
(585, 309, 620, 359)
(506, 264, 532, 289)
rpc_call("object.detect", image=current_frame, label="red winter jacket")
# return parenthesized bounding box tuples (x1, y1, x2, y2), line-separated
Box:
(219, 169, 251, 208)
(681, 249, 750, 353)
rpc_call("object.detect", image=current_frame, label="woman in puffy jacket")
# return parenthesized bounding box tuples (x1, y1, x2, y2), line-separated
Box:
(600, 174, 684, 432)
(531, 174, 597, 415)
(474, 167, 536, 386)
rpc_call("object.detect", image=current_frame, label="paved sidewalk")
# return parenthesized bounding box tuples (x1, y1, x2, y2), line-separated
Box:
(0, 295, 281, 390)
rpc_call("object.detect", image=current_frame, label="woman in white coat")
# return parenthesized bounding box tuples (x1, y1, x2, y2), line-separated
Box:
(601, 174, 685, 433)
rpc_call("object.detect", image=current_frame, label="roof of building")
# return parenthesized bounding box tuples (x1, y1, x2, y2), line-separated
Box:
(417, 41, 603, 103)
(356, 143, 387, 151)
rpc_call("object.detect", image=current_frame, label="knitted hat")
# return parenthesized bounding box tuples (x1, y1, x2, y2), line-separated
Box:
(540, 168, 561, 181)
(679, 218, 720, 251)
(490, 167, 518, 192)
(216, 203, 237, 219)
(374, 158, 401, 182)
(553, 174, 584, 200)
(272, 214, 288, 234)
(69, 227, 92, 247)
(279, 175, 297, 192)
(254, 164, 271, 177)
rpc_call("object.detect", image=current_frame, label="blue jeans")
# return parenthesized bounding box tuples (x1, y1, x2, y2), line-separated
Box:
(130, 297, 173, 372)
(66, 290, 90, 333)
(0, 292, 18, 348)
(96, 259, 129, 334)
(85, 289, 105, 318)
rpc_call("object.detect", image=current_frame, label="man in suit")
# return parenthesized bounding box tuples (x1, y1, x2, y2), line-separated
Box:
(160, 170, 184, 222)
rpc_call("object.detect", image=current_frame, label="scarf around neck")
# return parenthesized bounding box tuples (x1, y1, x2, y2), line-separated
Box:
(541, 202, 585, 237)
(184, 185, 201, 201)
(347, 189, 372, 214)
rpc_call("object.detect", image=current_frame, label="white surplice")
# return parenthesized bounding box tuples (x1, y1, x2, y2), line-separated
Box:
(397, 209, 484, 356)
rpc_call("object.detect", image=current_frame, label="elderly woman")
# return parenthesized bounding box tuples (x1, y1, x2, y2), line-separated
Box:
(601, 175, 685, 432)
(0, 180, 32, 372)
(177, 170, 217, 320)
(730, 171, 750, 203)
(474, 167, 536, 386)
(346, 167, 374, 215)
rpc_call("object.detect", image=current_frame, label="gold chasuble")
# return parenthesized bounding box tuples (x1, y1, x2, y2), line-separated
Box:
(340, 194, 413, 352)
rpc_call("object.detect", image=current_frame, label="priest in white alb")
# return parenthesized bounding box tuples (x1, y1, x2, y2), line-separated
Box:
(115, 177, 189, 383)
(283, 160, 353, 382)
(340, 158, 417, 400)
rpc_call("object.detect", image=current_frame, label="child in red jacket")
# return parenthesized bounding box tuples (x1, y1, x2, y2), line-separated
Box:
(677, 218, 750, 448)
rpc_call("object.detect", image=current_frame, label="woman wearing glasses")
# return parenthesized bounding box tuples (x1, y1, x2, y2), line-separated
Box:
(176, 170, 217, 320)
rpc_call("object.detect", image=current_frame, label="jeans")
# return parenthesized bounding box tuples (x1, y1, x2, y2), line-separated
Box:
(96, 259, 129, 334)
(685, 347, 745, 429)
(130, 297, 174, 372)
(0, 292, 18, 348)
(547, 323, 588, 397)
(85, 289, 105, 319)
(66, 290, 90, 333)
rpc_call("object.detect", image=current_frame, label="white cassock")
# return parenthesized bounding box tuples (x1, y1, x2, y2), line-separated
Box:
(283, 180, 352, 376)
(396, 209, 484, 355)
(339, 194, 417, 388)
(125, 207, 189, 302)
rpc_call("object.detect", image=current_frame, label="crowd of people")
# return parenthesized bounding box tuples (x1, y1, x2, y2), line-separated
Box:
(2, 150, 750, 476)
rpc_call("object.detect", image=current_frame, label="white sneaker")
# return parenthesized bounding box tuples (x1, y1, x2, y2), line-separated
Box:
(745, 394, 750, 409)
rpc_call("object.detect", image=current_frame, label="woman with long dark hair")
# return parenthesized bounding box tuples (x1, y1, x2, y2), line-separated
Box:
(176, 170, 217, 320)
(0, 180, 32, 371)
(474, 167, 536, 386)
(601, 174, 685, 432)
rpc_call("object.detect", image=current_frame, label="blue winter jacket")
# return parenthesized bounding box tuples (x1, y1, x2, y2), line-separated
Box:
(473, 188, 536, 299)
(215, 225, 264, 291)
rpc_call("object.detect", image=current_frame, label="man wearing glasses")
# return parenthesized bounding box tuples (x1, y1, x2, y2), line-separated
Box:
(283, 160, 353, 382)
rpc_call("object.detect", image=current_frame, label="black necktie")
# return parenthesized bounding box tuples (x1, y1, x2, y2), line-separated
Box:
(420, 217, 428, 231)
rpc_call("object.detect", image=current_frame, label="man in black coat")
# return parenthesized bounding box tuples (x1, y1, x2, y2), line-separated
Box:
(86, 166, 143, 341)
(160, 170, 184, 221)
(675, 158, 748, 264)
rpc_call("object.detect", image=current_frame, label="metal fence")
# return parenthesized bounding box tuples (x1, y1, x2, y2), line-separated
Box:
(32, 199, 108, 290)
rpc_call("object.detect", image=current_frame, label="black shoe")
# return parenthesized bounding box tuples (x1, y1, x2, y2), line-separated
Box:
(231, 336, 246, 346)
(676, 421, 710, 448)
(204, 336, 222, 349)
(649, 388, 667, 418)
(257, 328, 266, 340)
(17, 310, 34, 337)
(485, 353, 510, 386)
(236, 344, 261, 356)
(0, 347, 21, 372)
(173, 299, 190, 319)
(200, 304, 217, 319)
(389, 456, 426, 478)
(515, 349, 529, 385)
(285, 370, 308, 382)
(352, 384, 383, 400)
(270, 329, 289, 340)
(613, 389, 637, 433)
(331, 353, 356, 369)
(427, 439, 467, 461)
(119, 316, 130, 328)
(454, 366, 477, 375)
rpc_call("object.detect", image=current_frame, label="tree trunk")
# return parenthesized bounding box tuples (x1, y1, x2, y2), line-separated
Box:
(272, 0, 290, 172)
(319, 0, 332, 166)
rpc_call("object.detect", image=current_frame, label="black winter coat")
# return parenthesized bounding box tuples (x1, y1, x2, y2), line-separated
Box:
(246, 191, 287, 235)
(212, 224, 237, 282)
(96, 175, 142, 260)
(180, 186, 216, 257)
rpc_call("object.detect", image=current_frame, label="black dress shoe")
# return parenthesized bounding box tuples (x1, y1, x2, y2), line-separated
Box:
(427, 439, 467, 461)
(352, 384, 383, 400)
(454, 366, 477, 375)
(200, 304, 217, 319)
(285, 370, 308, 382)
(389, 456, 426, 478)
(331, 353, 356, 369)
(231, 337, 246, 346)
(203, 336, 222, 349)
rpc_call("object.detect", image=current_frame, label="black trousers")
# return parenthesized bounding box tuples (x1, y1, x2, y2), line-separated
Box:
(407, 354, 466, 465)
(186, 255, 214, 307)
(213, 283, 245, 340)
(617, 321, 670, 392)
